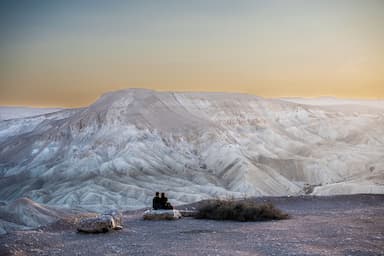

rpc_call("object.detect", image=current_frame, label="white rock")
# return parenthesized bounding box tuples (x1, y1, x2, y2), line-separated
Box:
(102, 209, 123, 229)
(77, 210, 123, 233)
(143, 209, 182, 220)
(77, 215, 116, 233)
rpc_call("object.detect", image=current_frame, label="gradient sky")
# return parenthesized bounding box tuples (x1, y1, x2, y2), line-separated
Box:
(0, 0, 383, 107)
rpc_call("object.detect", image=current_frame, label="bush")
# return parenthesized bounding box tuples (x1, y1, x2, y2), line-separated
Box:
(195, 199, 288, 221)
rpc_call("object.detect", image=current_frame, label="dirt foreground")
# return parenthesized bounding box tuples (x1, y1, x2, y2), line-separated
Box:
(0, 195, 383, 256)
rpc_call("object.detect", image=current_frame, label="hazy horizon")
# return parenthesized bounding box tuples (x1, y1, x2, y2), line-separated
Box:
(1, 0, 383, 107)
(1, 88, 383, 109)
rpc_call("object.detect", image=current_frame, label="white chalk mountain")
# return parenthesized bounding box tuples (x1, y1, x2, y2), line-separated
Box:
(1, 89, 383, 212)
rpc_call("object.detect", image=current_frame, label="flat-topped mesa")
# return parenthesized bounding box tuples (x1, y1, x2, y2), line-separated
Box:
(63, 88, 279, 136)
(68, 88, 219, 133)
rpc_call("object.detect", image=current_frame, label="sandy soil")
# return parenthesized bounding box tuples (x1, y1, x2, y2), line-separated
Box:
(0, 195, 383, 256)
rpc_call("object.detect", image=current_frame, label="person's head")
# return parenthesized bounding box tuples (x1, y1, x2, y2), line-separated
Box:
(155, 192, 159, 197)
(161, 192, 165, 198)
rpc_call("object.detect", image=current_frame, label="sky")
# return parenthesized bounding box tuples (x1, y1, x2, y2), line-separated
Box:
(0, 0, 383, 107)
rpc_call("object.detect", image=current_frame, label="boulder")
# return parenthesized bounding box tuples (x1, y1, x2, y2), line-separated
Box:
(77, 210, 123, 233)
(102, 209, 123, 229)
(143, 209, 182, 220)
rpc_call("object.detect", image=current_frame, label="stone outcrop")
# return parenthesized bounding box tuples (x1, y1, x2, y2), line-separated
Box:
(77, 210, 123, 233)
(143, 209, 182, 220)
(102, 209, 123, 228)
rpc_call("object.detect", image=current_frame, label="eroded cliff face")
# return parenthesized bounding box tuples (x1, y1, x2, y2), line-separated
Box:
(1, 89, 383, 211)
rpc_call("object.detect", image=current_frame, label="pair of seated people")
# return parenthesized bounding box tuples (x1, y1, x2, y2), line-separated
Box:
(152, 192, 173, 210)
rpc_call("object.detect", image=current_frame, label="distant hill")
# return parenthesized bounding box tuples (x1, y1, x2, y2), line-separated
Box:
(0, 106, 62, 121)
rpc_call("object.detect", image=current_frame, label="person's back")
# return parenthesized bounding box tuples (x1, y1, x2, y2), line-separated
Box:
(160, 192, 173, 210)
(152, 192, 161, 210)
(159, 192, 168, 209)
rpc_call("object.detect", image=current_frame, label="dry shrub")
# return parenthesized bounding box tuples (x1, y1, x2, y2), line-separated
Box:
(195, 199, 288, 221)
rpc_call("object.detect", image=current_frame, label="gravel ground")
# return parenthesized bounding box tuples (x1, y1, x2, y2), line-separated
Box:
(0, 194, 383, 256)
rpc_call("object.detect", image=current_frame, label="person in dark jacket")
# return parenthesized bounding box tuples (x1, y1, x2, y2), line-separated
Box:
(152, 192, 161, 210)
(160, 192, 173, 209)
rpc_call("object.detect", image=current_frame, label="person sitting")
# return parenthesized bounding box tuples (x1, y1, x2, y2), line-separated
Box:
(160, 192, 174, 210)
(152, 192, 161, 210)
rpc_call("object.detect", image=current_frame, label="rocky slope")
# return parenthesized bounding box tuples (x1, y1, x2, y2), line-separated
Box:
(0, 89, 383, 212)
